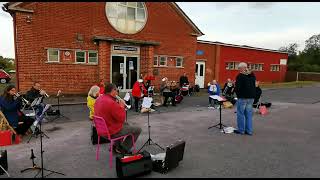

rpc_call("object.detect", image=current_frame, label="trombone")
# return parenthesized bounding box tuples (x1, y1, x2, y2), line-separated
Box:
(40, 89, 49, 98)
(116, 95, 131, 110)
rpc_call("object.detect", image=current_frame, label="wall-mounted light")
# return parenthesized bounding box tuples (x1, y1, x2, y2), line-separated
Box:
(26, 15, 32, 23)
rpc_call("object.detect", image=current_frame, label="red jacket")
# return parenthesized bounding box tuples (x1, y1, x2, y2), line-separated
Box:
(94, 94, 125, 135)
(132, 82, 147, 98)
(98, 85, 105, 95)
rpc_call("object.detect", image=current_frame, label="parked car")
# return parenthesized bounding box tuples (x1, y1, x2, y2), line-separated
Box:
(0, 69, 11, 83)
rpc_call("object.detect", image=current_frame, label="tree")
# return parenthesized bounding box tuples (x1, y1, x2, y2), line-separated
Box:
(279, 43, 298, 58)
(304, 34, 320, 51)
(0, 55, 15, 71)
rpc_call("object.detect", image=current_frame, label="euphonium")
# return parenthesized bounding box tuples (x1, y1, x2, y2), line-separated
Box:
(14, 92, 30, 104)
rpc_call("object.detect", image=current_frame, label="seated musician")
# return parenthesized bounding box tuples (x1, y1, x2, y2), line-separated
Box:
(253, 81, 262, 108)
(160, 78, 176, 107)
(132, 79, 147, 112)
(87, 85, 100, 121)
(0, 85, 34, 136)
(94, 83, 142, 154)
(179, 72, 189, 87)
(25, 82, 49, 115)
(208, 80, 221, 108)
(222, 78, 236, 104)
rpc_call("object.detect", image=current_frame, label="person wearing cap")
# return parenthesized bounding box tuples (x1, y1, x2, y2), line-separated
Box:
(132, 79, 147, 112)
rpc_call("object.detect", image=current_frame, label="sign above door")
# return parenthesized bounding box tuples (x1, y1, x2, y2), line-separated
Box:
(111, 44, 140, 55)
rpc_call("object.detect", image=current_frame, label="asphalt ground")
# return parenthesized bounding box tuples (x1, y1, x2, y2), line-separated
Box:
(3, 84, 320, 178)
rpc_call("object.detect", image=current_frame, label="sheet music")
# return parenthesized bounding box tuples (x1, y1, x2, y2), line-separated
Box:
(123, 92, 130, 101)
(209, 95, 226, 102)
(142, 97, 153, 108)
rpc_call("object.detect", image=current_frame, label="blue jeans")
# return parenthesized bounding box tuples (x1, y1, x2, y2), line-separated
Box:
(236, 98, 254, 134)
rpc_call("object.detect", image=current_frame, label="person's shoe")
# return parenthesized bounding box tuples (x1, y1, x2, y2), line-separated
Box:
(112, 146, 123, 154)
(233, 129, 244, 135)
(245, 131, 253, 136)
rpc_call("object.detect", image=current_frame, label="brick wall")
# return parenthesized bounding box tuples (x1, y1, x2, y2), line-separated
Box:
(13, 2, 198, 94)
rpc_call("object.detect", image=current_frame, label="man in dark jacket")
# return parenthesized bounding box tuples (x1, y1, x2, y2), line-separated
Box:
(25, 82, 47, 103)
(234, 62, 256, 135)
(179, 72, 189, 87)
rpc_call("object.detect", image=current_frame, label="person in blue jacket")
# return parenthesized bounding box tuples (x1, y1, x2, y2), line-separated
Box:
(0, 85, 34, 135)
(207, 80, 221, 108)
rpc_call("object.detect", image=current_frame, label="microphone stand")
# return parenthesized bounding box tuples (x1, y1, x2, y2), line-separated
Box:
(52, 91, 69, 120)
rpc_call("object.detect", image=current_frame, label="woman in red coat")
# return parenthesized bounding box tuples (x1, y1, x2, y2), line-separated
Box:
(131, 79, 147, 112)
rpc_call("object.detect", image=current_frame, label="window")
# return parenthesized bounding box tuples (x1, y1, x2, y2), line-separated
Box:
(47, 49, 59, 62)
(153, 56, 158, 66)
(106, 2, 147, 34)
(270, 65, 280, 71)
(176, 57, 183, 67)
(248, 63, 263, 71)
(75, 51, 86, 63)
(225, 62, 239, 70)
(159, 56, 167, 66)
(88, 51, 98, 64)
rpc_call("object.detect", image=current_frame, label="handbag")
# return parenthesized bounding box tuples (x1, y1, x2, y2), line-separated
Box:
(259, 105, 268, 115)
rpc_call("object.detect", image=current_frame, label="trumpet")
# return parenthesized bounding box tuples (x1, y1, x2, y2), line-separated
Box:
(115, 95, 131, 110)
(14, 92, 30, 105)
(40, 89, 49, 98)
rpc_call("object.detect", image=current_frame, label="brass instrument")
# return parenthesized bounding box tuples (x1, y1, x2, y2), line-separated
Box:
(40, 89, 49, 97)
(14, 92, 30, 105)
(116, 95, 131, 110)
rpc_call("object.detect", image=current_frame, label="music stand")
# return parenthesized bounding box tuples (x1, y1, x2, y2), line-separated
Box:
(51, 90, 69, 120)
(208, 95, 228, 133)
(138, 97, 164, 152)
(21, 106, 65, 178)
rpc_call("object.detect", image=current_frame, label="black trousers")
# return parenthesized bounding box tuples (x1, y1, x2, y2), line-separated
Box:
(134, 97, 142, 112)
(163, 92, 175, 106)
(14, 115, 34, 135)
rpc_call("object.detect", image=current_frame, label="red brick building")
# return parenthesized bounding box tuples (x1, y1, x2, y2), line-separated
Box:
(3, 2, 203, 94)
(4, 2, 288, 94)
(196, 40, 288, 88)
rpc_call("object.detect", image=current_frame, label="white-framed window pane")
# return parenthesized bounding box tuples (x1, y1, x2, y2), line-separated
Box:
(127, 20, 136, 33)
(230, 63, 234, 70)
(225, 62, 230, 70)
(118, 6, 126, 19)
(127, 7, 135, 20)
(76, 51, 86, 63)
(119, 2, 127, 5)
(159, 56, 166, 66)
(48, 49, 59, 62)
(235, 62, 239, 70)
(137, 2, 143, 8)
(176, 57, 183, 67)
(107, 3, 117, 18)
(153, 56, 158, 66)
(137, 8, 145, 20)
(88, 52, 98, 63)
(117, 19, 126, 31)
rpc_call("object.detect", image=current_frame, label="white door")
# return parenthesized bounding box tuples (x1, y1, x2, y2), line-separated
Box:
(195, 61, 205, 88)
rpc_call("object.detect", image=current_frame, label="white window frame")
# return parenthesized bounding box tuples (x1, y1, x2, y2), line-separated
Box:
(225, 61, 239, 70)
(88, 51, 98, 64)
(176, 57, 183, 67)
(159, 56, 167, 67)
(75, 50, 87, 64)
(153, 56, 158, 67)
(270, 64, 280, 72)
(47, 49, 60, 62)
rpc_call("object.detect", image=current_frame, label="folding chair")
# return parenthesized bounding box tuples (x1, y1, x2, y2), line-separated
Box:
(93, 116, 136, 169)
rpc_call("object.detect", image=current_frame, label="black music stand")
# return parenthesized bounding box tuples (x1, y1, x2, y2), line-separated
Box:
(51, 90, 69, 120)
(208, 96, 228, 133)
(20, 121, 65, 178)
(138, 97, 164, 152)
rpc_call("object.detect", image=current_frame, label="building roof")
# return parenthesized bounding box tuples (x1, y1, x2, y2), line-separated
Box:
(2, 2, 204, 37)
(197, 40, 288, 54)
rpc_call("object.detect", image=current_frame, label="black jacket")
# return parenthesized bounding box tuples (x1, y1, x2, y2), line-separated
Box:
(179, 76, 189, 86)
(235, 72, 256, 99)
(253, 86, 262, 104)
(25, 87, 43, 102)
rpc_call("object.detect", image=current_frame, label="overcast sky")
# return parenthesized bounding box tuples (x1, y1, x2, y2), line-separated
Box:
(1, 2, 320, 58)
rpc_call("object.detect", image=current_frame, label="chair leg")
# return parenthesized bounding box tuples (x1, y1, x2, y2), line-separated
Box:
(96, 136, 100, 160)
(109, 141, 113, 169)
(131, 134, 136, 154)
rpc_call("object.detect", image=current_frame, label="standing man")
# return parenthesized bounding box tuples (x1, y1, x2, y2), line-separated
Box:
(94, 83, 142, 154)
(179, 72, 189, 87)
(234, 62, 256, 135)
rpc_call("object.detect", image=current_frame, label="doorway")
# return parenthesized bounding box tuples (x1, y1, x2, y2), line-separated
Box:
(195, 61, 205, 88)
(111, 55, 139, 91)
